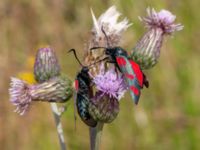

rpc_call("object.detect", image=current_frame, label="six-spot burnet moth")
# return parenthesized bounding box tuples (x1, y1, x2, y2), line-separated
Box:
(90, 27, 149, 104)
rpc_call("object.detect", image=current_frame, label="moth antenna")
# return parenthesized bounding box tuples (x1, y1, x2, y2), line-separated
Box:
(101, 26, 110, 47)
(90, 46, 106, 51)
(68, 49, 83, 67)
(89, 26, 110, 51)
(88, 57, 109, 68)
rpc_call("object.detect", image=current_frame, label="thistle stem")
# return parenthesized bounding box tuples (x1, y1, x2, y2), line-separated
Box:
(90, 122, 104, 150)
(50, 103, 67, 150)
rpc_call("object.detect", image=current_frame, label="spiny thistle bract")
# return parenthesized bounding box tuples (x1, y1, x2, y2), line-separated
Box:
(30, 75, 73, 103)
(130, 8, 184, 69)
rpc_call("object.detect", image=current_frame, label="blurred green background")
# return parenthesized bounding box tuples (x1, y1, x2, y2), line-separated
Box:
(0, 0, 199, 149)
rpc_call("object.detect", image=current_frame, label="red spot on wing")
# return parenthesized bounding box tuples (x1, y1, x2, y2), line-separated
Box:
(129, 60, 143, 87)
(75, 80, 79, 91)
(130, 86, 139, 96)
(125, 73, 135, 80)
(116, 57, 126, 66)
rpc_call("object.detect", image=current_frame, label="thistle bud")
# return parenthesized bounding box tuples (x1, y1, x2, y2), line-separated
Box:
(89, 92, 119, 123)
(30, 75, 73, 103)
(131, 8, 183, 69)
(34, 47, 60, 83)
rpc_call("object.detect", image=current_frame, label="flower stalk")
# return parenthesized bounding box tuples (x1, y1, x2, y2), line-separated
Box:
(90, 122, 104, 150)
(51, 103, 67, 150)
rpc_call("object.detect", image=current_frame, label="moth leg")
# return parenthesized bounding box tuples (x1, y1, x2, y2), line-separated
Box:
(143, 73, 149, 88)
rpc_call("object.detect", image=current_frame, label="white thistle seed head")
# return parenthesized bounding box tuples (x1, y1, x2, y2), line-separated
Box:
(90, 6, 132, 48)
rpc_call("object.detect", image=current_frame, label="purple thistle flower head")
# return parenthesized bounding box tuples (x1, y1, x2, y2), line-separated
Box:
(92, 66, 127, 100)
(9, 75, 73, 115)
(9, 78, 32, 115)
(140, 8, 183, 34)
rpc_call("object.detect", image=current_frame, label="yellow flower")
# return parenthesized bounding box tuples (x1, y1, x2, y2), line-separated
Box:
(17, 72, 35, 84)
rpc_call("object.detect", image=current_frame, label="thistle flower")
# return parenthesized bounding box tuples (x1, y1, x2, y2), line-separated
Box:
(89, 67, 127, 123)
(9, 78, 32, 115)
(140, 8, 183, 34)
(92, 67, 127, 99)
(9, 76, 73, 115)
(130, 8, 183, 69)
(34, 46, 60, 83)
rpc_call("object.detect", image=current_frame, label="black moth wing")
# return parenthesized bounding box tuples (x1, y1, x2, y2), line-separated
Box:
(76, 70, 97, 127)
